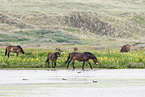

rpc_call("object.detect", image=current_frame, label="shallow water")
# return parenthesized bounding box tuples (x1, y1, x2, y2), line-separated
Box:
(0, 69, 145, 97)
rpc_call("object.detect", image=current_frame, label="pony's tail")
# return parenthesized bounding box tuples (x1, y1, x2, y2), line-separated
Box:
(17, 45, 25, 54)
(5, 47, 7, 56)
(120, 47, 123, 52)
(65, 54, 70, 64)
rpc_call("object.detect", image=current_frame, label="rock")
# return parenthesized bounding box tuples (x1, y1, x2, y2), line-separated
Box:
(93, 80, 97, 83)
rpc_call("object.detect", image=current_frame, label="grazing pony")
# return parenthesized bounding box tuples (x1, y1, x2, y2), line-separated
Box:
(73, 47, 78, 52)
(65, 52, 80, 69)
(46, 52, 60, 68)
(66, 52, 98, 70)
(5, 45, 25, 58)
(120, 44, 130, 52)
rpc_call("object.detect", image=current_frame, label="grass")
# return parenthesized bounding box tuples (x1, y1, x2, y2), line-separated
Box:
(0, 47, 145, 69)
(0, 0, 145, 41)
(1, 29, 87, 45)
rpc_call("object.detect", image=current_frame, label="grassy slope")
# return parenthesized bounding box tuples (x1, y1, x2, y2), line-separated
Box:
(0, 0, 145, 47)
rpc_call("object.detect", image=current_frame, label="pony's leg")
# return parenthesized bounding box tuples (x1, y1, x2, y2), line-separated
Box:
(5, 48, 7, 56)
(8, 52, 10, 58)
(52, 61, 54, 68)
(72, 60, 75, 69)
(17, 52, 19, 57)
(66, 59, 72, 69)
(88, 61, 93, 69)
(47, 60, 50, 68)
(54, 60, 56, 68)
(82, 61, 85, 70)
(46, 58, 49, 67)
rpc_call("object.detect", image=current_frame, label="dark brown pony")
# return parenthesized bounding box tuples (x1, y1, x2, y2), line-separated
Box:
(73, 47, 78, 52)
(5, 45, 25, 58)
(120, 44, 130, 52)
(66, 52, 98, 70)
(46, 52, 60, 68)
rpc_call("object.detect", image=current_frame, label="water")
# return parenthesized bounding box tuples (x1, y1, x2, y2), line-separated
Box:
(0, 69, 145, 97)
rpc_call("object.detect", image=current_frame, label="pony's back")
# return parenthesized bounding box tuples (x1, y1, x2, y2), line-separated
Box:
(83, 52, 94, 55)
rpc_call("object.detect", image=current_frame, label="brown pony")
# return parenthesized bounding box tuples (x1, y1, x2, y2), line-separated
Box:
(66, 52, 98, 70)
(46, 52, 60, 68)
(120, 44, 130, 52)
(73, 47, 78, 52)
(55, 48, 62, 52)
(5, 45, 25, 58)
(65, 52, 80, 69)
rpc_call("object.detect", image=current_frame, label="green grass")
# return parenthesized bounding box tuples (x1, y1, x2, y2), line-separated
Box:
(0, 29, 87, 45)
(0, 47, 145, 69)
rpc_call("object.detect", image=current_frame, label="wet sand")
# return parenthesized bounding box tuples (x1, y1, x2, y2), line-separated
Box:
(0, 69, 145, 97)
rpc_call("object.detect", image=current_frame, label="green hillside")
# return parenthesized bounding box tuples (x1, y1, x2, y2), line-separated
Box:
(0, 0, 145, 47)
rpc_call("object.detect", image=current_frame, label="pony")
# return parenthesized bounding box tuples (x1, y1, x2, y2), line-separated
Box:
(73, 47, 78, 52)
(5, 45, 25, 58)
(120, 44, 130, 52)
(46, 52, 60, 68)
(66, 52, 98, 70)
(55, 48, 62, 52)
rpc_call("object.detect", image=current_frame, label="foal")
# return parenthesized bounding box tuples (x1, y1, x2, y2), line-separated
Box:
(46, 52, 60, 68)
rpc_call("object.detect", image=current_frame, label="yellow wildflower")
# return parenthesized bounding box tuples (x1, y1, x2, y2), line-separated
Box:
(31, 58, 34, 62)
(36, 58, 38, 61)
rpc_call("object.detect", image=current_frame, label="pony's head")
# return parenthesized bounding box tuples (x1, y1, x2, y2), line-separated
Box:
(17, 45, 25, 54)
(55, 52, 60, 59)
(84, 52, 98, 65)
(93, 57, 98, 65)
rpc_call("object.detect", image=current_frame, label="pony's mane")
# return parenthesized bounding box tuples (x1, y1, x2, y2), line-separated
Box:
(83, 52, 93, 55)
(84, 52, 97, 60)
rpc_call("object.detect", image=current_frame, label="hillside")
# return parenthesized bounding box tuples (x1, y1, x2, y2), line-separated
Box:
(0, 0, 145, 47)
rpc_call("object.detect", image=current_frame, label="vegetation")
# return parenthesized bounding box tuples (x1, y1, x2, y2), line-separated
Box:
(0, 0, 145, 46)
(0, 47, 145, 69)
